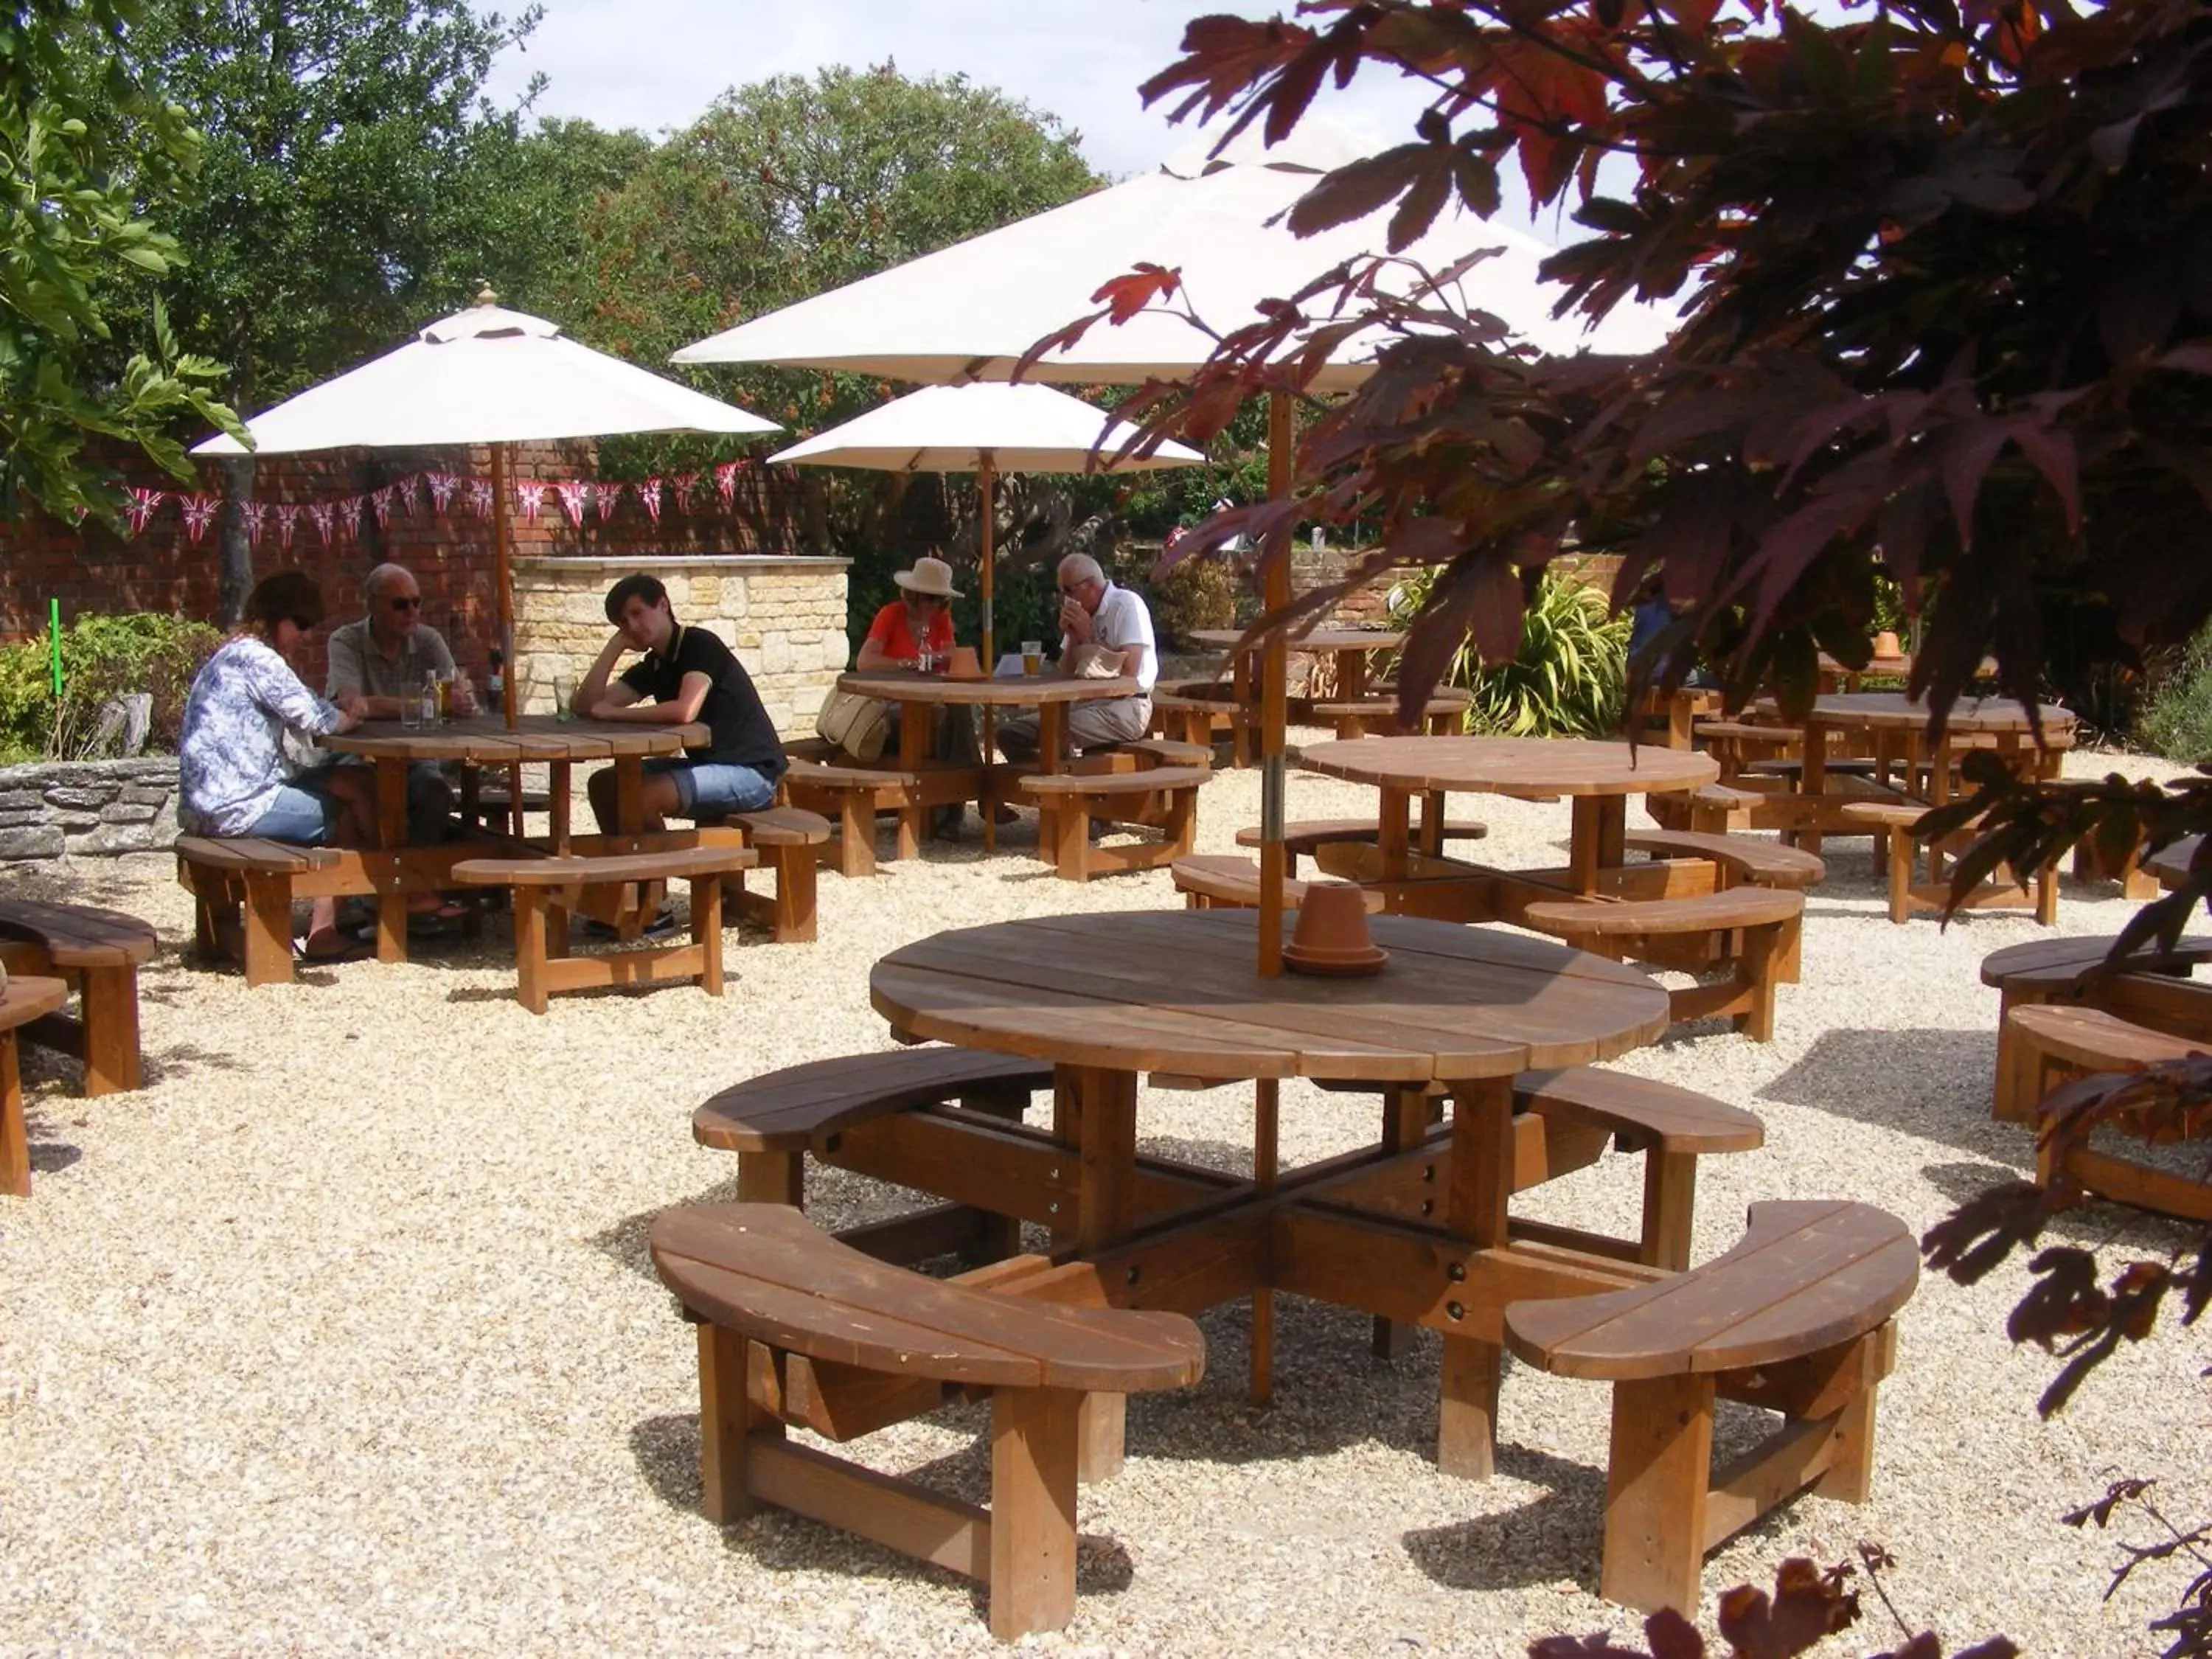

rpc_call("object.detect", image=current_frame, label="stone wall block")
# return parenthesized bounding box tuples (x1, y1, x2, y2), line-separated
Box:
(98, 802, 159, 824)
(119, 785, 173, 806)
(0, 826, 66, 859)
(44, 785, 114, 810)
(0, 791, 42, 813)
(51, 811, 100, 831)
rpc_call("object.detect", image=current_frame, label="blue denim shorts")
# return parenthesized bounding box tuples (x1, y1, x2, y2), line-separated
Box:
(644, 757, 778, 816)
(244, 782, 341, 844)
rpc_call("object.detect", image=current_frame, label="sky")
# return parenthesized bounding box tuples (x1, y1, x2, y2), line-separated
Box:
(478, 0, 1564, 225)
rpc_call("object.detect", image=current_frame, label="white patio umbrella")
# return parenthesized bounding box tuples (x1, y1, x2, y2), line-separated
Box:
(195, 293, 780, 728)
(768, 382, 1205, 667)
(675, 128, 1685, 975)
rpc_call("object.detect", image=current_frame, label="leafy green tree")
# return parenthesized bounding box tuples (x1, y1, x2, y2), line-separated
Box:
(132, 0, 543, 612)
(0, 0, 240, 521)
(571, 61, 1100, 508)
(468, 116, 655, 319)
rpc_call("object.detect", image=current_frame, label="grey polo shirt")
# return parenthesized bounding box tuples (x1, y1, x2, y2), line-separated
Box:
(324, 615, 458, 702)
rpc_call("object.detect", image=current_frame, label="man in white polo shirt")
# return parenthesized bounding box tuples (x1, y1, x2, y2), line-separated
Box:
(997, 553, 1156, 761)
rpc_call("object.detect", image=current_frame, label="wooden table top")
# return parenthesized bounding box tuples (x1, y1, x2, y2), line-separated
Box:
(0, 974, 69, 1033)
(321, 714, 707, 764)
(871, 908, 1670, 1083)
(1298, 736, 1717, 799)
(1189, 627, 1404, 655)
(834, 669, 1140, 707)
(1753, 692, 2074, 736)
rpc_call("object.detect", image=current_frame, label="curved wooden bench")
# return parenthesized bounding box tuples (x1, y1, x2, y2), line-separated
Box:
(1839, 799, 2057, 926)
(1621, 830, 1823, 984)
(1505, 1199, 1918, 1615)
(175, 835, 343, 987)
(453, 845, 757, 1014)
(1116, 736, 1212, 768)
(1236, 817, 1487, 875)
(1171, 854, 1385, 914)
(1522, 888, 1804, 1042)
(0, 975, 70, 1197)
(1149, 681, 1242, 753)
(1018, 763, 1208, 882)
(695, 1047, 1051, 1259)
(0, 898, 156, 1096)
(652, 1202, 1205, 1640)
(1981, 935, 2212, 1121)
(693, 805, 830, 944)
(1308, 689, 1469, 740)
(779, 757, 925, 880)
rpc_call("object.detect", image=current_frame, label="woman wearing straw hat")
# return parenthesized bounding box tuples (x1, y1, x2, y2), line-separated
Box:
(853, 554, 979, 835)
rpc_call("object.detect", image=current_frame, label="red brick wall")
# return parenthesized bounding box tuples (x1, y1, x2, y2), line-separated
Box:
(0, 441, 801, 685)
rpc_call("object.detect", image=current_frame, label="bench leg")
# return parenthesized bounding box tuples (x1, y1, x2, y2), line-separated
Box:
(1601, 1371, 1715, 1615)
(1813, 1324, 1895, 1504)
(1775, 905, 1804, 985)
(77, 966, 142, 1096)
(738, 1150, 804, 1206)
(771, 847, 817, 944)
(1373, 1085, 1430, 1360)
(1886, 831, 1914, 925)
(1639, 1149, 1697, 1272)
(698, 1325, 779, 1523)
(1439, 1076, 1513, 1479)
(692, 874, 725, 997)
(1736, 923, 1781, 1043)
(989, 1385, 1082, 1641)
(1, 1032, 25, 1197)
(514, 891, 551, 1015)
(894, 799, 922, 863)
(2034, 858, 2059, 926)
(241, 874, 295, 987)
(1050, 798, 1091, 882)
(835, 794, 876, 878)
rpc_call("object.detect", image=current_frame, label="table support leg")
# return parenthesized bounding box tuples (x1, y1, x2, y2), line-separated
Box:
(1418, 790, 1447, 858)
(1799, 722, 1829, 858)
(1378, 787, 1411, 881)
(1373, 1084, 1432, 1359)
(375, 760, 408, 964)
(1, 1032, 24, 1197)
(1068, 1062, 1134, 1481)
(1250, 1077, 1278, 1408)
(551, 762, 573, 852)
(1439, 1075, 1513, 1479)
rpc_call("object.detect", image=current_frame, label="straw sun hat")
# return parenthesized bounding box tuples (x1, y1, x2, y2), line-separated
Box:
(893, 556, 961, 599)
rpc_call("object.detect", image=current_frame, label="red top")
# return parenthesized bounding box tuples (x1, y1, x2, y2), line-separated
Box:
(865, 599, 955, 663)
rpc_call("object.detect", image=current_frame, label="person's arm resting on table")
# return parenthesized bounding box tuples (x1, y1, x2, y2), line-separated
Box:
(577, 630, 709, 724)
(325, 627, 401, 720)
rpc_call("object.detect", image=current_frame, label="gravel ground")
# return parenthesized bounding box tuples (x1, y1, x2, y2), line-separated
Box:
(3, 736, 2209, 1657)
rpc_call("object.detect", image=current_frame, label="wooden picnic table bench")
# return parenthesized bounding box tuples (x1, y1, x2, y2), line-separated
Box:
(1017, 761, 1208, 882)
(1505, 1198, 1917, 1615)
(688, 804, 830, 944)
(452, 844, 756, 1014)
(1522, 887, 1804, 1041)
(1236, 816, 1488, 876)
(0, 974, 69, 1197)
(1171, 855, 1388, 915)
(651, 1202, 1206, 1641)
(0, 897, 156, 1095)
(175, 835, 344, 987)
(1981, 934, 2212, 1120)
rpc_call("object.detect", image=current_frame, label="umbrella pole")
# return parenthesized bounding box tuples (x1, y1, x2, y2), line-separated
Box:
(1259, 391, 1293, 978)
(979, 455, 997, 854)
(491, 442, 518, 731)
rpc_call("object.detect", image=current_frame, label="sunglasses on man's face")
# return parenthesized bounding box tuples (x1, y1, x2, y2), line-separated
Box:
(388, 596, 422, 611)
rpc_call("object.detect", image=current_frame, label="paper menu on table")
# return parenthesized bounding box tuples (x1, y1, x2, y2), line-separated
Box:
(993, 653, 1028, 678)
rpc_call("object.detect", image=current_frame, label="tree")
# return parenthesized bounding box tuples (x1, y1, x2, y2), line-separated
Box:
(568, 62, 1100, 510)
(0, 1, 240, 522)
(133, 0, 543, 613)
(1098, 2, 2212, 1649)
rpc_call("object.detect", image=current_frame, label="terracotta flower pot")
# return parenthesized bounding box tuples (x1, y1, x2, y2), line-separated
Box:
(1873, 630, 1902, 658)
(1284, 880, 1388, 975)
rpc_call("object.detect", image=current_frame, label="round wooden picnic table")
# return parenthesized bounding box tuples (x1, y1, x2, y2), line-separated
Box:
(320, 714, 708, 959)
(834, 669, 1138, 773)
(871, 905, 1670, 1477)
(1298, 735, 1717, 894)
(0, 973, 69, 1197)
(1189, 628, 1405, 754)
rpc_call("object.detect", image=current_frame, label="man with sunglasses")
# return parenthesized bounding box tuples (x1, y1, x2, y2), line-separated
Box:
(996, 552, 1155, 762)
(325, 563, 470, 844)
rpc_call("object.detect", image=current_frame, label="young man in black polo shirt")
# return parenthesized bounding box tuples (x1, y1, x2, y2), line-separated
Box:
(573, 573, 788, 834)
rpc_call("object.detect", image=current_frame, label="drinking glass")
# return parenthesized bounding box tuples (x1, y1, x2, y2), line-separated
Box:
(1020, 640, 1043, 677)
(401, 675, 428, 728)
(551, 670, 577, 723)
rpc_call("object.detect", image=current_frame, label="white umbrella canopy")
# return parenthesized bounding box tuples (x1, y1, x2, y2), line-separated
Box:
(192, 296, 780, 727)
(673, 133, 1682, 388)
(769, 382, 1206, 664)
(196, 302, 779, 453)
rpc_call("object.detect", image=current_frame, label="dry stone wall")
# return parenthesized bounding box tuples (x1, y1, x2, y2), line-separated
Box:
(510, 554, 850, 736)
(0, 758, 179, 860)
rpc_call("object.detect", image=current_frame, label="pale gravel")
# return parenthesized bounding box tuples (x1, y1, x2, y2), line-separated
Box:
(1, 735, 2208, 1658)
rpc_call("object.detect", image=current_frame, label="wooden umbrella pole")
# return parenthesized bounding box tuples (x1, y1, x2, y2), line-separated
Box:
(1259, 390, 1295, 977)
(979, 453, 998, 852)
(490, 442, 518, 731)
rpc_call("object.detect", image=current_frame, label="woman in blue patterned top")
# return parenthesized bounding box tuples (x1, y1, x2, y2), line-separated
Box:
(179, 570, 373, 959)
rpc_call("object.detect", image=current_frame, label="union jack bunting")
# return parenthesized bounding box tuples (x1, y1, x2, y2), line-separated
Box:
(670, 473, 698, 512)
(239, 500, 268, 549)
(370, 484, 397, 528)
(714, 462, 738, 509)
(639, 479, 664, 524)
(178, 493, 220, 543)
(337, 496, 365, 541)
(595, 481, 622, 524)
(515, 481, 543, 524)
(467, 479, 493, 518)
(554, 479, 589, 527)
(123, 487, 164, 535)
(274, 504, 302, 550)
(425, 473, 458, 513)
(307, 502, 336, 545)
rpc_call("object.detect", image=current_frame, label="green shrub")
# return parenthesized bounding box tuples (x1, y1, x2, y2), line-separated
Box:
(0, 615, 223, 762)
(1134, 552, 1238, 647)
(1386, 568, 1630, 737)
(2140, 624, 2212, 762)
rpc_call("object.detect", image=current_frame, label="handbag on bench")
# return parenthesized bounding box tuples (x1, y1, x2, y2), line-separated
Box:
(815, 686, 891, 763)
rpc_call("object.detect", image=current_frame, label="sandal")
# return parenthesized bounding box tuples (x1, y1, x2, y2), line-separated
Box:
(294, 930, 375, 964)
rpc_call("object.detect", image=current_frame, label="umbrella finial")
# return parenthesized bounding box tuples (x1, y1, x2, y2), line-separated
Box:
(476, 284, 499, 307)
